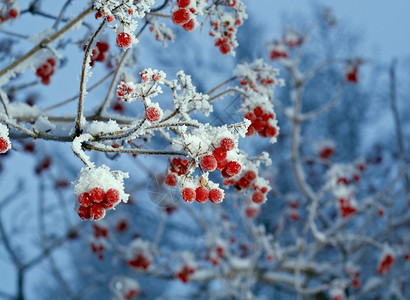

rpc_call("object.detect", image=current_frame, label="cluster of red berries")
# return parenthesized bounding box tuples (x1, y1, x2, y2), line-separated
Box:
(283, 29, 303, 48)
(116, 32, 133, 49)
(128, 253, 151, 270)
(377, 252, 395, 275)
(176, 265, 195, 283)
(140, 70, 162, 82)
(35, 58, 56, 85)
(181, 185, 224, 204)
(0, 6, 18, 23)
(223, 169, 268, 204)
(85, 41, 109, 67)
(77, 187, 120, 221)
(94, 11, 120, 23)
(90, 239, 105, 260)
(117, 80, 134, 99)
(93, 223, 109, 238)
(172, 0, 196, 32)
(149, 24, 173, 42)
(210, 18, 240, 55)
(206, 245, 225, 266)
(244, 106, 278, 138)
(337, 197, 357, 218)
(239, 76, 275, 94)
(269, 44, 289, 60)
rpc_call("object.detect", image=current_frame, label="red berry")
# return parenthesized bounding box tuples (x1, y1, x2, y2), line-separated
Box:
(225, 161, 241, 176)
(201, 155, 217, 172)
(253, 119, 266, 132)
(220, 138, 235, 151)
(319, 146, 334, 160)
(265, 126, 277, 138)
(212, 147, 227, 162)
(246, 125, 256, 136)
(238, 177, 251, 189)
(261, 187, 268, 193)
(8, 8, 18, 19)
(252, 191, 265, 204)
(244, 170, 256, 182)
(97, 42, 109, 52)
(95, 11, 103, 20)
(89, 204, 105, 220)
(181, 187, 195, 203)
(106, 15, 115, 22)
(164, 173, 178, 187)
(105, 189, 119, 204)
(77, 206, 91, 220)
(177, 0, 191, 8)
(244, 112, 256, 122)
(78, 192, 92, 207)
(182, 19, 195, 31)
(145, 106, 162, 122)
(209, 188, 223, 203)
(216, 159, 227, 171)
(254, 106, 264, 117)
(195, 186, 209, 203)
(0, 137, 9, 153)
(219, 42, 231, 55)
(116, 32, 132, 48)
(90, 187, 105, 203)
(172, 9, 190, 26)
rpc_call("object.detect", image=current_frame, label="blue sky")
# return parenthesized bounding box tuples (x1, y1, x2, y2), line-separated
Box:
(248, 0, 410, 60)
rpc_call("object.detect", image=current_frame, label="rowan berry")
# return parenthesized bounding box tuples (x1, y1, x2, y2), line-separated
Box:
(201, 155, 217, 172)
(195, 186, 209, 203)
(181, 188, 195, 203)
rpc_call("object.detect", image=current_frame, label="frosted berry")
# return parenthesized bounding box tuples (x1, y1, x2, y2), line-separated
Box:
(95, 11, 103, 19)
(78, 192, 92, 207)
(254, 106, 264, 117)
(8, 8, 18, 19)
(172, 9, 190, 26)
(265, 126, 277, 137)
(244, 170, 256, 182)
(164, 173, 178, 187)
(0, 137, 9, 153)
(78, 206, 91, 220)
(181, 188, 195, 203)
(177, 0, 191, 8)
(201, 155, 217, 172)
(105, 189, 119, 204)
(106, 15, 115, 22)
(90, 187, 105, 203)
(219, 43, 231, 55)
(209, 188, 223, 203)
(225, 161, 241, 176)
(252, 191, 265, 204)
(238, 177, 251, 189)
(145, 106, 162, 122)
(89, 204, 105, 220)
(195, 187, 209, 203)
(220, 137, 235, 151)
(212, 147, 227, 162)
(182, 19, 195, 31)
(116, 32, 132, 49)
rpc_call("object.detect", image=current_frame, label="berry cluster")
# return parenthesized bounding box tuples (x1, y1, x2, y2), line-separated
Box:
(337, 197, 357, 219)
(117, 80, 134, 100)
(268, 41, 289, 60)
(283, 27, 303, 48)
(77, 187, 120, 221)
(111, 277, 140, 300)
(90, 239, 106, 260)
(180, 185, 224, 204)
(210, 16, 240, 55)
(148, 22, 174, 46)
(176, 265, 195, 283)
(377, 251, 395, 275)
(244, 106, 278, 139)
(206, 243, 226, 266)
(35, 58, 56, 85)
(127, 239, 152, 271)
(0, 124, 11, 154)
(93, 222, 109, 238)
(0, 2, 19, 23)
(172, 0, 197, 32)
(85, 41, 109, 67)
